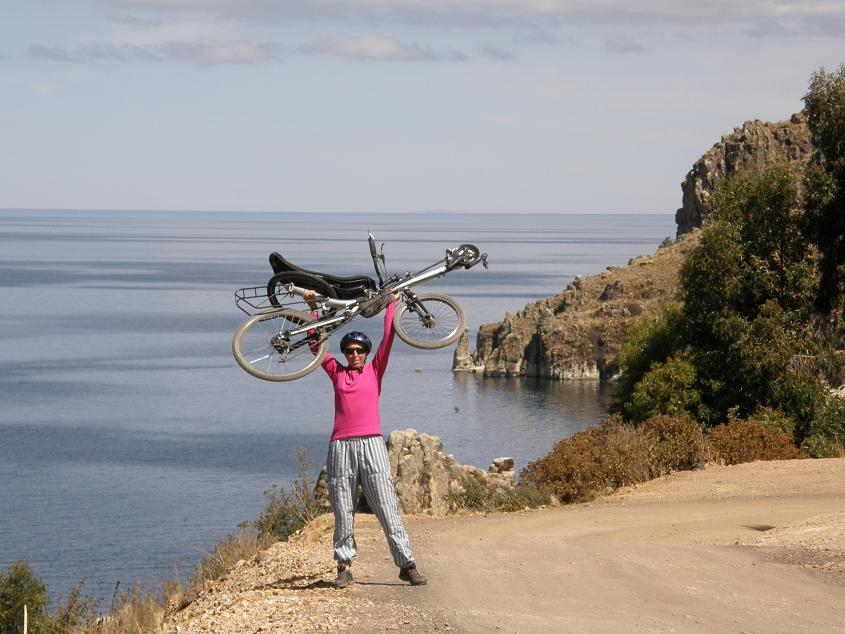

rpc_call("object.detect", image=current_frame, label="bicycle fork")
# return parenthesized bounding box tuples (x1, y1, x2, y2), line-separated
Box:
(401, 289, 436, 328)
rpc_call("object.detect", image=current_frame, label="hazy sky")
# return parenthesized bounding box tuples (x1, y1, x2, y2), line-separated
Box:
(3, 1, 845, 213)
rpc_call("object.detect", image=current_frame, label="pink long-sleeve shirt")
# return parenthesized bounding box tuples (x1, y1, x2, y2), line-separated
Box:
(320, 300, 396, 440)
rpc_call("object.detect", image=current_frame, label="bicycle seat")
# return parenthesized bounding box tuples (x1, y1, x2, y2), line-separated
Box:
(269, 252, 377, 299)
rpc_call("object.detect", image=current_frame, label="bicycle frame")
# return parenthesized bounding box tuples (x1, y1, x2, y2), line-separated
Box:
(274, 238, 486, 339)
(280, 260, 452, 338)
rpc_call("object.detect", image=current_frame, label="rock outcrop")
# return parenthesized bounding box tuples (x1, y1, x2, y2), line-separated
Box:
(675, 113, 814, 237)
(454, 232, 699, 380)
(314, 429, 515, 516)
(458, 113, 817, 381)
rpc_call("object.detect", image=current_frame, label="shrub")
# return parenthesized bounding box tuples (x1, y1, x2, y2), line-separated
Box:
(186, 531, 272, 599)
(801, 434, 844, 459)
(80, 583, 164, 634)
(802, 396, 845, 457)
(520, 415, 653, 503)
(640, 414, 709, 475)
(52, 579, 100, 633)
(625, 354, 701, 423)
(0, 562, 50, 634)
(446, 475, 551, 513)
(612, 303, 687, 416)
(707, 419, 804, 465)
(247, 448, 327, 542)
(747, 406, 796, 435)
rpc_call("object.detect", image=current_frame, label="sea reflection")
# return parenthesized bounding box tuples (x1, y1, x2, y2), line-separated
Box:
(433, 373, 612, 470)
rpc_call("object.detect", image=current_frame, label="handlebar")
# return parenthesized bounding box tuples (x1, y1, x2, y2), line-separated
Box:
(446, 243, 489, 270)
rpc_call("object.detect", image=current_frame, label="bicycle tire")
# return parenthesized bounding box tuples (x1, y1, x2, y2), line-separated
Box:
(393, 292, 466, 350)
(232, 308, 328, 381)
(267, 271, 338, 308)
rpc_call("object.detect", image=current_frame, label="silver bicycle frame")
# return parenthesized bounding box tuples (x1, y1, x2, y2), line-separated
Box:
(280, 260, 449, 337)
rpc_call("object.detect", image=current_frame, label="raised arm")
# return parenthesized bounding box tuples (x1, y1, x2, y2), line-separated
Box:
(304, 290, 338, 376)
(371, 296, 397, 378)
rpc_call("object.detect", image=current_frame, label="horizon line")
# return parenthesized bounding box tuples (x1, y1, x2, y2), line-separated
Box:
(0, 207, 676, 215)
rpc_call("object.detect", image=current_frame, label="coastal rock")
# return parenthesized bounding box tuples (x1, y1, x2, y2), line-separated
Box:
(314, 429, 515, 516)
(456, 113, 816, 382)
(453, 232, 699, 380)
(675, 113, 814, 237)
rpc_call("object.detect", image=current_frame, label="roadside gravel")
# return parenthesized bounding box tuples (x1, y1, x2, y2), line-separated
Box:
(165, 458, 845, 633)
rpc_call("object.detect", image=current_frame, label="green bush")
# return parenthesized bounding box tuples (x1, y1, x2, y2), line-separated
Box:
(625, 354, 702, 423)
(747, 406, 797, 435)
(612, 302, 687, 415)
(445, 476, 551, 513)
(0, 562, 50, 634)
(707, 419, 804, 465)
(802, 397, 845, 457)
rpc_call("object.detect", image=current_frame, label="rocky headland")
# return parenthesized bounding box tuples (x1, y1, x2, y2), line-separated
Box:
(454, 113, 815, 382)
(674, 113, 813, 237)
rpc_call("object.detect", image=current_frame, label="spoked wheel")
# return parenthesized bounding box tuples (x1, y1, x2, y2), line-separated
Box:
(393, 292, 466, 350)
(232, 308, 328, 381)
(267, 271, 338, 308)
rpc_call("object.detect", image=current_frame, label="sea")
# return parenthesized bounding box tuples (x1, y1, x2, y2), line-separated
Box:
(0, 209, 675, 601)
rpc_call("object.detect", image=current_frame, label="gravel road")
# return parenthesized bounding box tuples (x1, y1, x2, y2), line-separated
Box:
(167, 458, 845, 633)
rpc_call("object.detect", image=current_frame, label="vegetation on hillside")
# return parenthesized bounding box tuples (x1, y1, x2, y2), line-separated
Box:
(610, 65, 845, 457)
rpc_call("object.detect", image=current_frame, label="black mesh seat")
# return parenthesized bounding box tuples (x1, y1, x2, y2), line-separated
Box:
(269, 252, 377, 299)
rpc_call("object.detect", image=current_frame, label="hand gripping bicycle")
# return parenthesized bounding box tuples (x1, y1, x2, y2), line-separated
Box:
(232, 233, 488, 381)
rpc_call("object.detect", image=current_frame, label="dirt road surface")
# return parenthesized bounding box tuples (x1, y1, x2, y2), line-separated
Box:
(168, 458, 845, 633)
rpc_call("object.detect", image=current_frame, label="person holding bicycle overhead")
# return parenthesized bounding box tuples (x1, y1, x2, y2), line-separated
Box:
(304, 289, 427, 589)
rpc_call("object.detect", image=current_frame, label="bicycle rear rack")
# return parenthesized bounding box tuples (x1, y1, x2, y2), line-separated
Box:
(234, 285, 303, 316)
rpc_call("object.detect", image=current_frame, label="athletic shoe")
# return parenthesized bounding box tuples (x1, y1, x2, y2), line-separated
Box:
(399, 562, 427, 586)
(334, 563, 353, 589)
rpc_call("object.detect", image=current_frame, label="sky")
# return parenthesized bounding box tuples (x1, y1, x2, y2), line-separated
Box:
(2, 1, 845, 214)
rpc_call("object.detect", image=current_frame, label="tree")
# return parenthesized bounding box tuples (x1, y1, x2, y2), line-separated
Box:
(0, 562, 50, 634)
(616, 164, 823, 431)
(804, 65, 845, 318)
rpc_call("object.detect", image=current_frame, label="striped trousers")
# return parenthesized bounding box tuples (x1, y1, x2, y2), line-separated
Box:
(326, 435, 414, 568)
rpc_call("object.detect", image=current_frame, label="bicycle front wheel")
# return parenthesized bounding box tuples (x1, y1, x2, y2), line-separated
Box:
(394, 292, 466, 350)
(232, 308, 328, 381)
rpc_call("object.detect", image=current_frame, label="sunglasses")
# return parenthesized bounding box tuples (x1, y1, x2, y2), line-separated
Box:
(344, 347, 367, 356)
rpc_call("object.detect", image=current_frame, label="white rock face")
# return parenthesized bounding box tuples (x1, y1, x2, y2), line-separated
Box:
(314, 429, 516, 516)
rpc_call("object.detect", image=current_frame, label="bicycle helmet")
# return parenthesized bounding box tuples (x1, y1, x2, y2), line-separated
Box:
(340, 331, 372, 354)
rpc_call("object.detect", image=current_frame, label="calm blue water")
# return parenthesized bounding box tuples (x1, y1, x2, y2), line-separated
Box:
(0, 209, 675, 600)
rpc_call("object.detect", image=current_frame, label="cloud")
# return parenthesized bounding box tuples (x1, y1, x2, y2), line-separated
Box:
(743, 19, 799, 38)
(299, 36, 443, 61)
(479, 46, 514, 61)
(105, 13, 164, 27)
(160, 40, 282, 64)
(78, 1, 845, 30)
(605, 34, 645, 54)
(27, 40, 282, 65)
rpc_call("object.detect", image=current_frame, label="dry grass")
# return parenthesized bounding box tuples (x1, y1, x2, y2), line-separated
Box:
(66, 531, 274, 633)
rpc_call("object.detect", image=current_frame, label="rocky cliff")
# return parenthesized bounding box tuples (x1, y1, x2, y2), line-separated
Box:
(456, 113, 815, 381)
(674, 113, 813, 237)
(453, 231, 699, 379)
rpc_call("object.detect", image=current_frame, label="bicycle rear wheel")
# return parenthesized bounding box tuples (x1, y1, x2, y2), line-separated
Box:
(393, 292, 466, 350)
(267, 271, 338, 308)
(232, 308, 328, 381)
